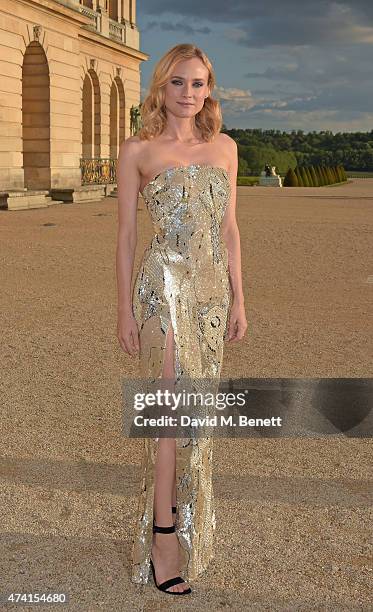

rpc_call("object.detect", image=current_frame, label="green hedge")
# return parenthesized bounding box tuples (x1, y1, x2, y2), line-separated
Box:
(237, 176, 259, 186)
(283, 164, 348, 186)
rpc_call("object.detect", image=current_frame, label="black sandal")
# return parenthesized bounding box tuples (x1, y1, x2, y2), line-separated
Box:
(150, 522, 192, 595)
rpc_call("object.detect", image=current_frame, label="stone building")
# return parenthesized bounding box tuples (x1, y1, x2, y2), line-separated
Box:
(0, 0, 148, 209)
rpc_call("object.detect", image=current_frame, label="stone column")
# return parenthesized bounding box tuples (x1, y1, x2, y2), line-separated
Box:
(121, 0, 129, 22)
(130, 0, 136, 24)
(96, 0, 109, 37)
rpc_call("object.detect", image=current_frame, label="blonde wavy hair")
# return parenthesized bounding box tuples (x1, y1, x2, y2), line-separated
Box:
(138, 44, 222, 142)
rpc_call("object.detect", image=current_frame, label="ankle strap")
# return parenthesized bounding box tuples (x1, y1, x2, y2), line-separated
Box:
(153, 523, 176, 534)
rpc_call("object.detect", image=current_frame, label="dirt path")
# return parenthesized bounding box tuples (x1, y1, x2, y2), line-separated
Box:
(0, 179, 371, 610)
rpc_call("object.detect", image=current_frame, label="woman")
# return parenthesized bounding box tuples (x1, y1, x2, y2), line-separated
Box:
(116, 43, 247, 596)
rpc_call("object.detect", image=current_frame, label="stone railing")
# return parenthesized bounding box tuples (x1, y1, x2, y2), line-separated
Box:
(79, 4, 99, 29)
(52, 2, 138, 48)
(109, 19, 126, 43)
(80, 158, 117, 185)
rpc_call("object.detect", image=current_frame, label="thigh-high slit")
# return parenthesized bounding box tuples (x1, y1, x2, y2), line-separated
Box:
(130, 313, 217, 584)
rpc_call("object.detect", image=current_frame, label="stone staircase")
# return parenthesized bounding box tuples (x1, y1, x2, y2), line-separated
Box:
(0, 184, 111, 210)
(107, 185, 118, 197)
(0, 190, 63, 211)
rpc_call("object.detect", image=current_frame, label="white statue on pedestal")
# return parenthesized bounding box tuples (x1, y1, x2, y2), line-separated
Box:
(259, 164, 283, 187)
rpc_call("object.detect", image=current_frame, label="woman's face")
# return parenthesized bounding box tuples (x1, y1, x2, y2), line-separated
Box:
(163, 57, 210, 119)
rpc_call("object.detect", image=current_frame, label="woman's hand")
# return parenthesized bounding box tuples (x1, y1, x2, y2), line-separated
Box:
(226, 299, 247, 342)
(117, 309, 140, 357)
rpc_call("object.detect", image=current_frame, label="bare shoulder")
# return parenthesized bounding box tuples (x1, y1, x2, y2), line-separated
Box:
(217, 132, 236, 146)
(216, 133, 237, 172)
(119, 134, 144, 159)
(118, 136, 150, 180)
(217, 132, 237, 152)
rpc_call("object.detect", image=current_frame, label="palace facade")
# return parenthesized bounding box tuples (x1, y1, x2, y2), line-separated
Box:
(0, 0, 148, 209)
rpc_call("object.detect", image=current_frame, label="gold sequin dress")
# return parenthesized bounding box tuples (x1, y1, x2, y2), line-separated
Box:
(130, 164, 232, 584)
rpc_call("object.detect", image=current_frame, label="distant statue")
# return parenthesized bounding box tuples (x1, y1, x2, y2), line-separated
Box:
(259, 164, 282, 187)
(130, 104, 142, 135)
(264, 164, 278, 177)
(130, 105, 136, 134)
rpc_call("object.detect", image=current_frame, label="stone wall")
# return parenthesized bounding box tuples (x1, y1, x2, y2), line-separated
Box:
(0, 0, 148, 192)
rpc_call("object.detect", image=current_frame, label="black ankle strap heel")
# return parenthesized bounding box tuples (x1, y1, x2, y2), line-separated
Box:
(153, 522, 176, 534)
(150, 520, 192, 595)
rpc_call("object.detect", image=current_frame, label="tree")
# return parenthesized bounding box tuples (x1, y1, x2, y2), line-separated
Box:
(238, 157, 249, 176)
(326, 167, 334, 183)
(305, 166, 314, 186)
(283, 167, 299, 186)
(223, 128, 373, 175)
(294, 167, 304, 186)
(340, 165, 347, 181)
(315, 165, 323, 185)
(300, 166, 310, 187)
(310, 165, 319, 186)
(321, 166, 329, 184)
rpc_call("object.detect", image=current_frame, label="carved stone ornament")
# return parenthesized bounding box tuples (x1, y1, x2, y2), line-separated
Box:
(33, 25, 42, 41)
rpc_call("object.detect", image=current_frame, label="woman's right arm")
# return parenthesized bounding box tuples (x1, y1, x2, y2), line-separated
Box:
(116, 136, 142, 357)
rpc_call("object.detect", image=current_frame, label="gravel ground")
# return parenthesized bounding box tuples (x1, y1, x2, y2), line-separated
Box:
(0, 179, 372, 611)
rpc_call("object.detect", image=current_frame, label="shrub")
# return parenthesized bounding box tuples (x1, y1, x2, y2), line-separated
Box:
(326, 167, 334, 183)
(305, 166, 314, 186)
(237, 176, 259, 186)
(300, 166, 310, 187)
(321, 166, 329, 184)
(283, 167, 299, 186)
(294, 167, 303, 186)
(314, 165, 323, 185)
(310, 165, 319, 186)
(338, 165, 347, 181)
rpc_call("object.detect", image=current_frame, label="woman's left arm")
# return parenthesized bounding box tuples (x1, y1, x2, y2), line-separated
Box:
(220, 135, 248, 342)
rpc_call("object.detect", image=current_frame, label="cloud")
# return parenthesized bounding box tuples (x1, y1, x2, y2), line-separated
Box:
(223, 28, 248, 43)
(138, 1, 373, 130)
(244, 47, 372, 87)
(142, 20, 211, 35)
(140, 1, 373, 47)
(227, 108, 373, 132)
(214, 86, 257, 113)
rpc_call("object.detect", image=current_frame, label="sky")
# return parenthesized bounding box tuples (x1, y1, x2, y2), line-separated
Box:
(136, 0, 373, 133)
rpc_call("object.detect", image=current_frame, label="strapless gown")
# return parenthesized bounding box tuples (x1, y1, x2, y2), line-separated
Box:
(130, 163, 232, 584)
